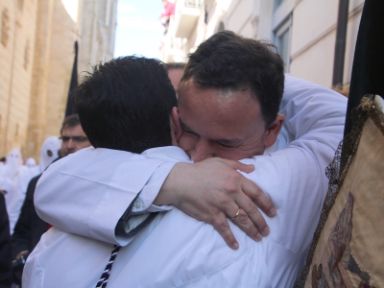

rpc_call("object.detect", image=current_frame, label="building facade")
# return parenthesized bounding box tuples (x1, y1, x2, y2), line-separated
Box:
(161, 0, 364, 89)
(77, 0, 118, 79)
(0, 0, 117, 160)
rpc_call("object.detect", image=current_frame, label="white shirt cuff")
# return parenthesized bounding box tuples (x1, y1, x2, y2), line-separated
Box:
(131, 161, 177, 213)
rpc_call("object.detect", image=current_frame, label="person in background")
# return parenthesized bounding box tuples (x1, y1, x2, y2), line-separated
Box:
(24, 158, 39, 181)
(0, 192, 12, 288)
(0, 148, 29, 234)
(11, 114, 90, 286)
(58, 114, 90, 157)
(38, 136, 62, 173)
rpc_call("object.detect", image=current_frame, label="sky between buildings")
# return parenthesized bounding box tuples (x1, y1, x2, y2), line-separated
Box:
(114, 0, 164, 59)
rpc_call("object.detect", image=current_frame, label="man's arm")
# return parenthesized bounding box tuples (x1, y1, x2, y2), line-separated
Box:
(35, 146, 272, 247)
(34, 147, 179, 245)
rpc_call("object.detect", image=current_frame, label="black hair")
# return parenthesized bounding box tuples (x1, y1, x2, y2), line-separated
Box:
(75, 56, 177, 153)
(181, 30, 284, 125)
(60, 114, 81, 133)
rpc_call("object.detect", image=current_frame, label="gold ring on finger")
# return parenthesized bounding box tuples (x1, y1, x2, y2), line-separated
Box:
(231, 208, 241, 219)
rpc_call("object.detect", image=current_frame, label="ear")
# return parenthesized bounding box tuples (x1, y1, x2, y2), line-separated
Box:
(170, 106, 183, 145)
(263, 114, 285, 148)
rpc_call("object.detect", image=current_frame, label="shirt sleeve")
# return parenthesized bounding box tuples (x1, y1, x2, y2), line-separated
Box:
(34, 147, 180, 245)
(248, 75, 347, 251)
(117, 161, 175, 242)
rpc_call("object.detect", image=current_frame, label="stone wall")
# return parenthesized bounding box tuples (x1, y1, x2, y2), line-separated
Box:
(0, 0, 117, 161)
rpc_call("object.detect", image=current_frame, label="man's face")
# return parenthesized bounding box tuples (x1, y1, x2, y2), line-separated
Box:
(60, 124, 90, 157)
(175, 80, 282, 162)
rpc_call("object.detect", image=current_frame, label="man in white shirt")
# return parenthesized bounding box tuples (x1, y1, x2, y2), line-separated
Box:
(25, 32, 346, 287)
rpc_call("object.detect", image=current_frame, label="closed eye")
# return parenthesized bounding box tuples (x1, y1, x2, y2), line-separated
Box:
(215, 140, 242, 148)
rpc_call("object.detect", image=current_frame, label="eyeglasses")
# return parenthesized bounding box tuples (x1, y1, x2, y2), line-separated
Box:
(60, 136, 88, 143)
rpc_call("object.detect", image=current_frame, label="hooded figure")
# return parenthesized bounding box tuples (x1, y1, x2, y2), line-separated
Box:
(0, 148, 28, 233)
(39, 136, 61, 172)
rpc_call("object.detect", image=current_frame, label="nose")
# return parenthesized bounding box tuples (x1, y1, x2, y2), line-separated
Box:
(64, 138, 76, 151)
(190, 138, 215, 162)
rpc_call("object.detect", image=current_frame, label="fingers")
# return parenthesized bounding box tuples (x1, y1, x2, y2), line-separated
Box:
(208, 159, 275, 243)
(229, 208, 263, 241)
(162, 158, 277, 250)
(218, 158, 255, 174)
(234, 194, 269, 238)
(241, 178, 276, 217)
(223, 169, 275, 240)
(211, 212, 239, 250)
(224, 199, 264, 244)
(215, 199, 265, 249)
(175, 190, 241, 250)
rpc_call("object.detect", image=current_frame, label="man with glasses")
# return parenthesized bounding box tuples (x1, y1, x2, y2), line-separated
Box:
(59, 114, 90, 157)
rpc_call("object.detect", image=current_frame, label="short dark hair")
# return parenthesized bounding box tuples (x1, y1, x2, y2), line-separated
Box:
(181, 31, 284, 125)
(75, 56, 177, 153)
(61, 114, 81, 134)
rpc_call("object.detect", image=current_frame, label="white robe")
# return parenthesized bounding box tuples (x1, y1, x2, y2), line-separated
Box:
(24, 76, 347, 287)
(0, 148, 32, 233)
